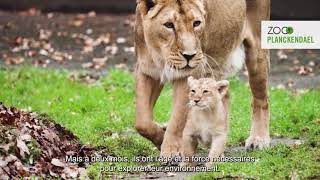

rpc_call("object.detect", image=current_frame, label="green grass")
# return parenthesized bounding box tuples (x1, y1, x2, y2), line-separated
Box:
(0, 66, 319, 179)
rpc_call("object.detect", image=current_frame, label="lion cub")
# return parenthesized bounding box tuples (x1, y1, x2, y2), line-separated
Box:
(180, 76, 229, 167)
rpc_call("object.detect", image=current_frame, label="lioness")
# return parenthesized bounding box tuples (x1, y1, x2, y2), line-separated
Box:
(134, 0, 270, 156)
(181, 76, 229, 168)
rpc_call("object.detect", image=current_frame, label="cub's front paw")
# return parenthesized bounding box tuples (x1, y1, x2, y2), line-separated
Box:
(160, 135, 182, 158)
(179, 161, 195, 167)
(245, 135, 271, 150)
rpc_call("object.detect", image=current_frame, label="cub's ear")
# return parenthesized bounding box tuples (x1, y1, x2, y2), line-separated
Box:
(137, 0, 156, 14)
(216, 80, 229, 97)
(187, 76, 195, 87)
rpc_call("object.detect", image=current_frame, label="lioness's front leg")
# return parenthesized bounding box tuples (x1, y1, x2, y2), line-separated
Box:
(244, 37, 270, 150)
(243, 0, 271, 151)
(135, 71, 165, 149)
(161, 78, 189, 156)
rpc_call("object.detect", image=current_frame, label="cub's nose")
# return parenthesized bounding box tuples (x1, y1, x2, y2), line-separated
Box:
(181, 52, 196, 62)
(194, 100, 200, 104)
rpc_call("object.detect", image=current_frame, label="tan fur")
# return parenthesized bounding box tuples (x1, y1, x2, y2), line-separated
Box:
(134, 0, 271, 155)
(180, 77, 228, 167)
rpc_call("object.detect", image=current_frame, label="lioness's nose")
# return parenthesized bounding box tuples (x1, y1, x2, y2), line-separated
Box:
(194, 100, 200, 104)
(181, 52, 196, 62)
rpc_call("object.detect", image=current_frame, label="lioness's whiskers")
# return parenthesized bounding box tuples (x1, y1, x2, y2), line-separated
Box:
(204, 53, 224, 75)
(201, 59, 215, 78)
(202, 62, 208, 77)
(206, 61, 216, 77)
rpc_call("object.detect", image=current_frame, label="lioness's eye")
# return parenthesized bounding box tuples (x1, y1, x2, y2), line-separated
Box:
(193, 20, 201, 28)
(203, 90, 209, 93)
(191, 89, 196, 93)
(164, 22, 175, 29)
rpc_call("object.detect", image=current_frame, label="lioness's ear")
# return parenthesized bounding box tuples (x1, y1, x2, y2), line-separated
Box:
(216, 80, 229, 97)
(187, 76, 195, 87)
(137, 0, 156, 15)
(145, 0, 156, 11)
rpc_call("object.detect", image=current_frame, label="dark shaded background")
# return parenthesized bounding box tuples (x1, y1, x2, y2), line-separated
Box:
(0, 0, 319, 20)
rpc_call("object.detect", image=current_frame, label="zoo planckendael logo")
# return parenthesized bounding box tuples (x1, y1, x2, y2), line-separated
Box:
(261, 21, 320, 49)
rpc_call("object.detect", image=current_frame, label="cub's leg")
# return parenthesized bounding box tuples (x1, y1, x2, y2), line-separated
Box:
(180, 128, 198, 167)
(135, 71, 165, 149)
(161, 78, 189, 156)
(244, 36, 270, 150)
(205, 132, 227, 168)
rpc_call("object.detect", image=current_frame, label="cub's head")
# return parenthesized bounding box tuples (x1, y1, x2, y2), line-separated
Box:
(187, 76, 229, 110)
(137, 0, 206, 73)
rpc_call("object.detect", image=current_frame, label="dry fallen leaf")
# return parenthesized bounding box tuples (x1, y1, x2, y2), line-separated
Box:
(71, 20, 83, 27)
(14, 36, 23, 46)
(87, 11, 96, 17)
(70, 14, 86, 27)
(167, 172, 177, 177)
(41, 42, 53, 52)
(284, 49, 295, 53)
(98, 33, 111, 44)
(19, 8, 41, 16)
(5, 56, 25, 65)
(50, 52, 72, 62)
(16, 138, 30, 158)
(105, 45, 118, 55)
(47, 13, 54, 19)
(19, 133, 32, 141)
(82, 62, 94, 69)
(86, 29, 93, 35)
(287, 79, 295, 88)
(308, 61, 315, 67)
(92, 57, 108, 69)
(115, 63, 128, 70)
(306, 50, 316, 57)
(39, 29, 52, 40)
(39, 49, 49, 56)
(82, 45, 94, 53)
(116, 37, 126, 44)
(27, 50, 38, 57)
(276, 84, 285, 89)
(63, 166, 78, 178)
(293, 59, 300, 65)
(297, 66, 313, 76)
(51, 158, 65, 167)
(276, 50, 288, 60)
(124, 46, 135, 53)
(51, 52, 64, 62)
(79, 74, 99, 84)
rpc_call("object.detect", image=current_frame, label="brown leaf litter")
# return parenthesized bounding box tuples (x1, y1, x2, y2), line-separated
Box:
(0, 103, 108, 179)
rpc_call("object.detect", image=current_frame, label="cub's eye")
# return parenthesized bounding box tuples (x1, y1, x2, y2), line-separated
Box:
(193, 20, 201, 28)
(191, 89, 196, 93)
(203, 90, 209, 93)
(164, 22, 175, 29)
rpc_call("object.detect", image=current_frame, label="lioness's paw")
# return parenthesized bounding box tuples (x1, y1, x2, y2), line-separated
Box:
(245, 135, 271, 150)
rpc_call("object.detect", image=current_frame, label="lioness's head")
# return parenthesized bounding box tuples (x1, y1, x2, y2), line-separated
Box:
(137, 0, 207, 74)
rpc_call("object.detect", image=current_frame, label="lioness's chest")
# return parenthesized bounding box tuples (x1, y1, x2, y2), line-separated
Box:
(203, 0, 246, 61)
